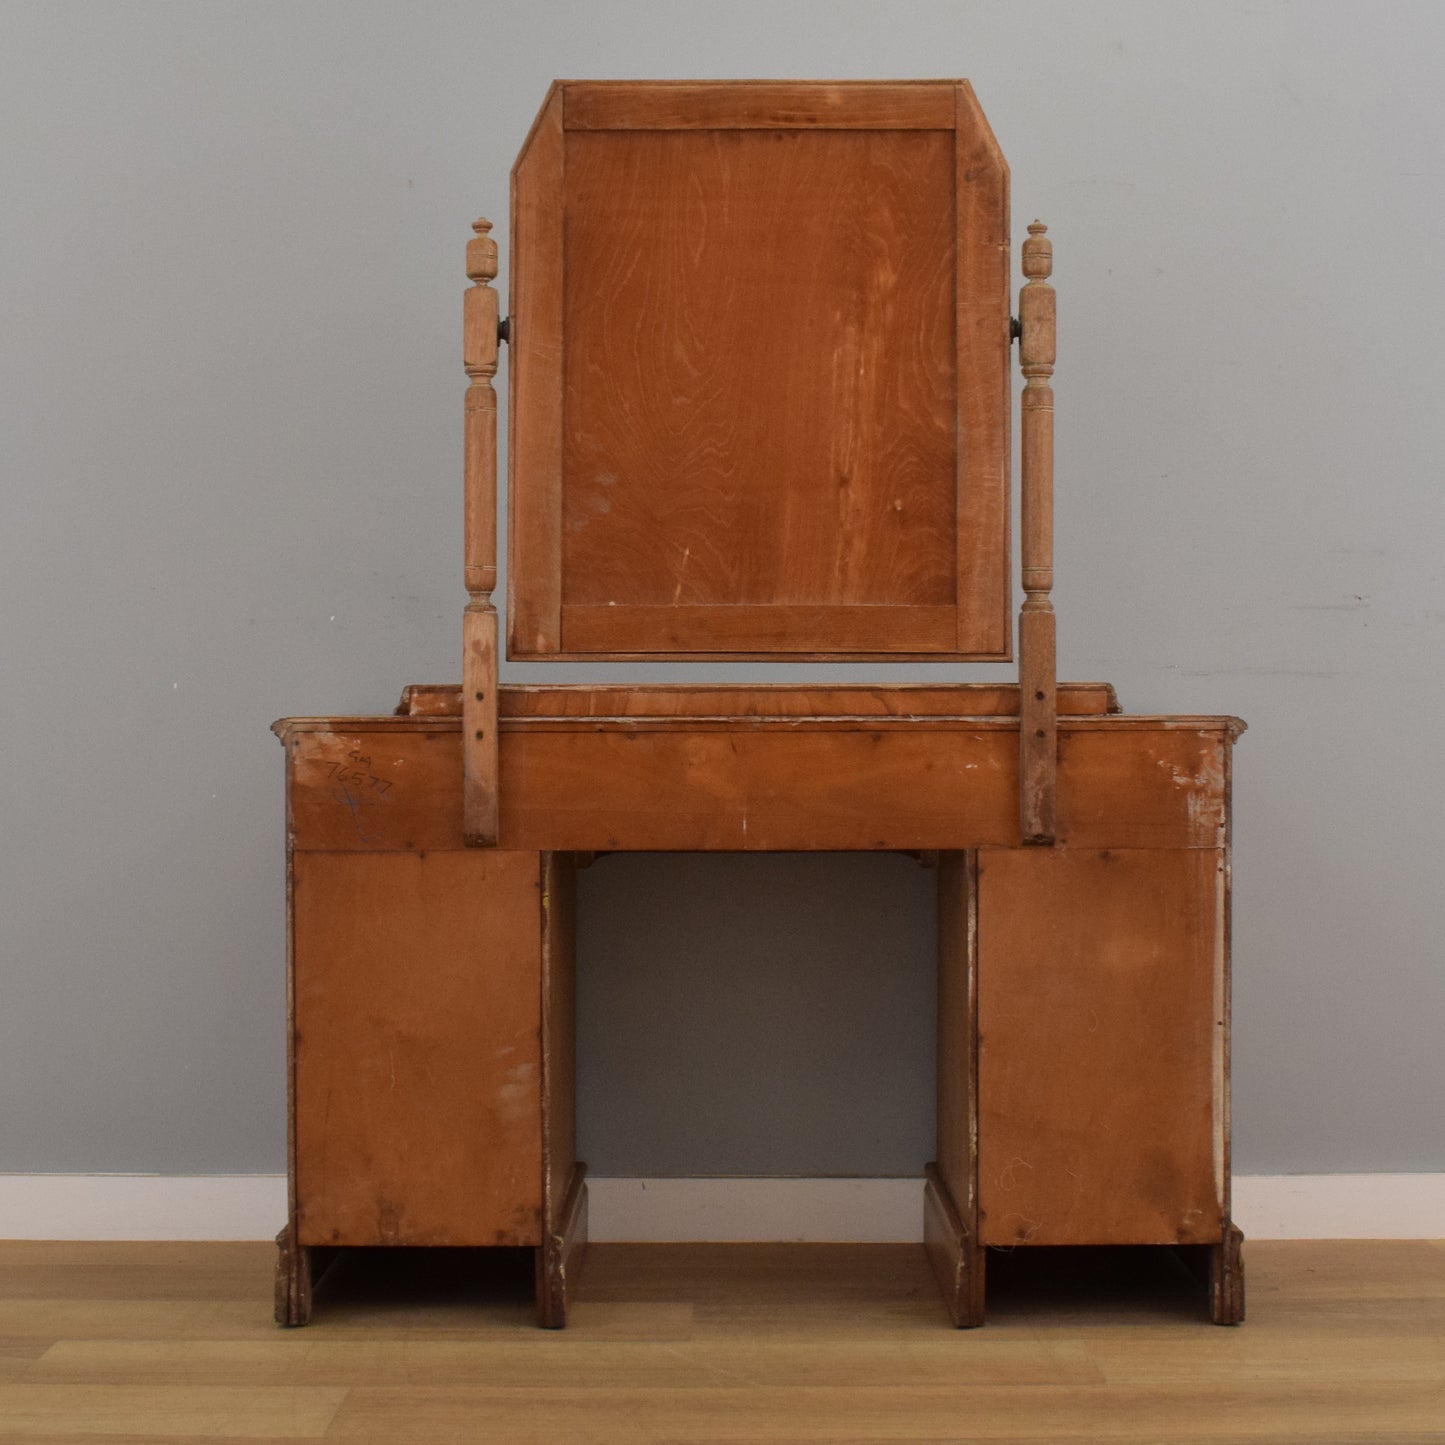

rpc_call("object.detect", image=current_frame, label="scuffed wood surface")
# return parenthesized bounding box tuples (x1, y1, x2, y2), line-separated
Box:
(1018, 606, 1057, 842)
(291, 850, 544, 1247)
(953, 80, 1010, 656)
(538, 1165, 588, 1330)
(540, 852, 581, 1323)
(395, 681, 1121, 719)
(934, 853, 977, 1230)
(278, 716, 1238, 854)
(508, 79, 1010, 659)
(560, 605, 960, 656)
(923, 1163, 985, 1328)
(977, 846, 1227, 1247)
(1018, 220, 1058, 842)
(563, 80, 959, 131)
(461, 601, 498, 845)
(8, 1239, 1445, 1438)
(560, 128, 956, 616)
(507, 84, 565, 655)
(462, 216, 501, 845)
(1213, 1221, 1247, 1324)
(282, 727, 467, 851)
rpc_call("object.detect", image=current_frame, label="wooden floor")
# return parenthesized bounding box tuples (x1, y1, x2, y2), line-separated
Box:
(0, 1240, 1442, 1442)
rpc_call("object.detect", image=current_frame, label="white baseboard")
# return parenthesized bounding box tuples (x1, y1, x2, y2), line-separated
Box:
(1, 1173, 1440, 1242)
(586, 1175, 1445, 1243)
(0, 1174, 288, 1242)
(1231, 1173, 1444, 1241)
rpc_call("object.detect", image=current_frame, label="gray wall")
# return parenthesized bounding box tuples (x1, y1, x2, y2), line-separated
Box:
(3, 1, 1441, 1178)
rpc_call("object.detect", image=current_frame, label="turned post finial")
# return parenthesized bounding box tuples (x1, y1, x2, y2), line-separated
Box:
(467, 217, 499, 287)
(1022, 220, 1052, 281)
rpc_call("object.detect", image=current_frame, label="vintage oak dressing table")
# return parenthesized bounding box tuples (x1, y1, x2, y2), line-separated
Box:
(272, 80, 1245, 1329)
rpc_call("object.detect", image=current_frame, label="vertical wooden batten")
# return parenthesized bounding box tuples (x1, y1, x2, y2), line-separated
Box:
(538, 852, 586, 1326)
(1018, 221, 1057, 843)
(463, 218, 501, 845)
(927, 851, 984, 1326)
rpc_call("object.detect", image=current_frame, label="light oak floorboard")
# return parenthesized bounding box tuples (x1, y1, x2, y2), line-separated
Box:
(0, 1383, 346, 1438)
(0, 1241, 1440, 1442)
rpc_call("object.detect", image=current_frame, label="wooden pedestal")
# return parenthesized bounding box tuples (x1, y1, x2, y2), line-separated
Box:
(275, 807, 587, 1325)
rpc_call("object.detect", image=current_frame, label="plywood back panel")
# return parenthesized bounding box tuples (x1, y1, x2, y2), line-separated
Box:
(977, 847, 1227, 1246)
(508, 81, 1010, 660)
(292, 850, 544, 1247)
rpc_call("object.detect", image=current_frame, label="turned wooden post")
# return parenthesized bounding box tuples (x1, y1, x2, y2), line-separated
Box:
(1018, 220, 1057, 845)
(463, 218, 501, 845)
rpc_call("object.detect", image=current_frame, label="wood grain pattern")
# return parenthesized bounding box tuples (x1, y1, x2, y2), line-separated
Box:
(1055, 724, 1232, 851)
(280, 76, 1245, 1333)
(1018, 220, 1058, 842)
(541, 853, 577, 1233)
(560, 604, 958, 655)
(924, 1163, 984, 1328)
(507, 84, 565, 655)
(538, 853, 585, 1326)
(396, 682, 471, 717)
(930, 852, 983, 1327)
(273, 1226, 305, 1327)
(497, 724, 1231, 854)
(1219, 736, 1236, 1235)
(560, 128, 956, 615)
(934, 852, 977, 1225)
(954, 81, 1011, 657)
(462, 218, 501, 844)
(0, 1381, 348, 1437)
(276, 716, 1238, 854)
(282, 726, 466, 852)
(396, 681, 1121, 719)
(977, 847, 1227, 1247)
(507, 81, 1012, 659)
(1175, 1221, 1248, 1325)
(291, 850, 544, 1248)
(273, 1226, 338, 1328)
(563, 80, 958, 131)
(9, 1240, 1444, 1438)
(462, 219, 500, 605)
(461, 603, 498, 845)
(1213, 1221, 1246, 1324)
(1019, 606, 1057, 840)
(538, 1164, 588, 1330)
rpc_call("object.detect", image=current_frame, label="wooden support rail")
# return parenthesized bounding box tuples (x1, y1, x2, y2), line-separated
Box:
(1018, 221, 1057, 844)
(462, 218, 501, 845)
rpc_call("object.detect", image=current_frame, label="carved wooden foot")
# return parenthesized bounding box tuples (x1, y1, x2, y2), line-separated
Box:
(536, 1164, 589, 1329)
(923, 1163, 985, 1327)
(274, 1225, 340, 1327)
(274, 1224, 313, 1327)
(1210, 1221, 1246, 1325)
(1174, 1221, 1245, 1324)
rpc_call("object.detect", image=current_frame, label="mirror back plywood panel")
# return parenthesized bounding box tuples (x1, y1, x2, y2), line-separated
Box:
(509, 81, 1009, 660)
